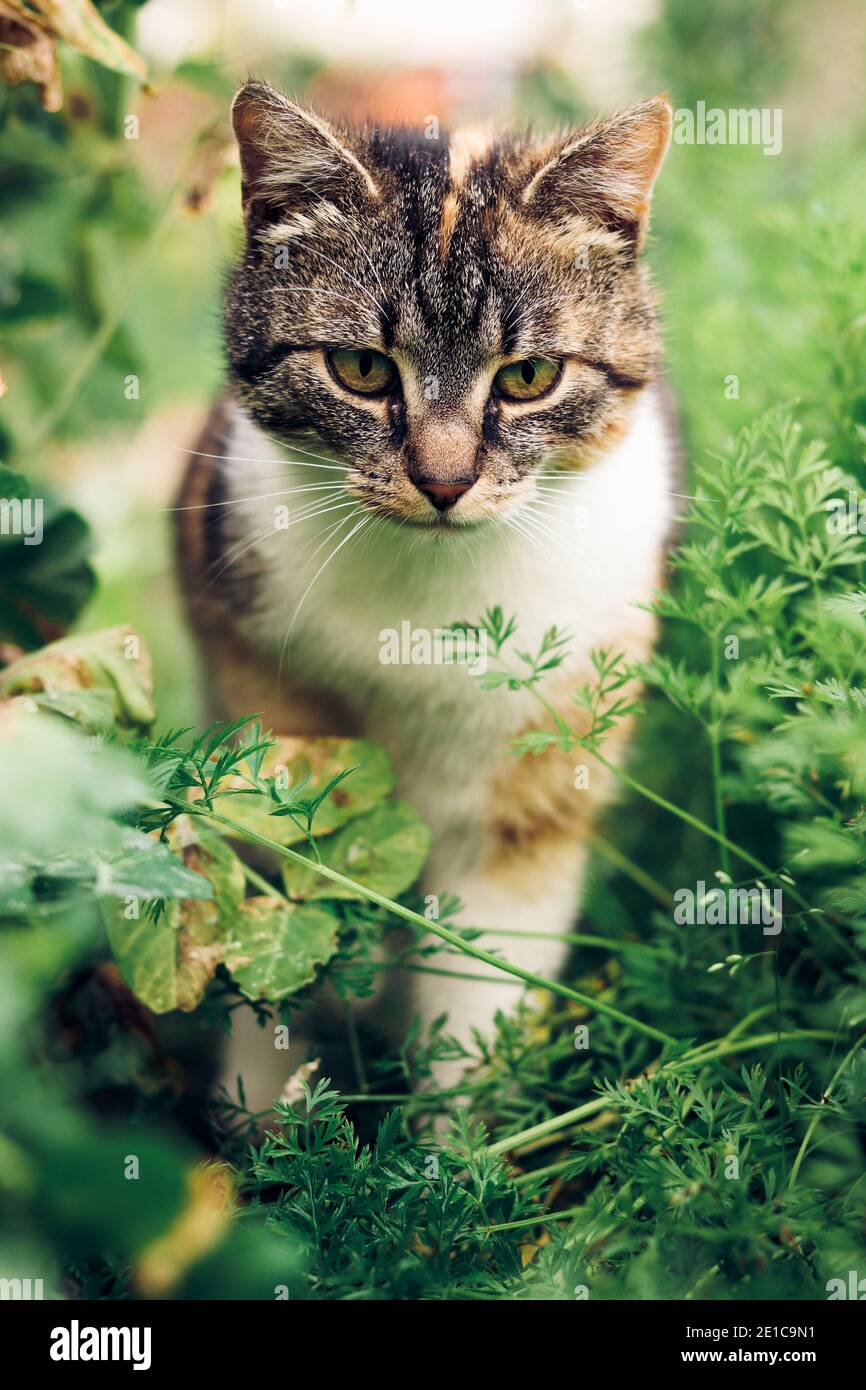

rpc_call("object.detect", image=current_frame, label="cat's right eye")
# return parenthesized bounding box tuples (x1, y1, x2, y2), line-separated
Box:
(492, 356, 561, 402)
(327, 347, 398, 397)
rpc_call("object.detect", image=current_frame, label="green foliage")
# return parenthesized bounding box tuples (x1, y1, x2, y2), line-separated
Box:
(0, 462, 96, 647)
(2, 0, 866, 1304)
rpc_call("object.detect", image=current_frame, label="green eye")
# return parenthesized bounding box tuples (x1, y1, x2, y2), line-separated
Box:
(327, 347, 397, 396)
(493, 357, 561, 401)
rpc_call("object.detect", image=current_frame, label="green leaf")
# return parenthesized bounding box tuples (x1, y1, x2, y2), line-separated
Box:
(0, 711, 149, 860)
(28, 1123, 187, 1259)
(225, 896, 340, 1001)
(280, 801, 430, 903)
(219, 737, 394, 845)
(1, 274, 66, 322)
(2, 830, 214, 915)
(0, 625, 155, 729)
(93, 834, 217, 902)
(0, 462, 96, 647)
(104, 821, 245, 1013)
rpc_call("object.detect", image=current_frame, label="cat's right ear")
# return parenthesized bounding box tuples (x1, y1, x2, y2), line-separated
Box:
(231, 80, 379, 220)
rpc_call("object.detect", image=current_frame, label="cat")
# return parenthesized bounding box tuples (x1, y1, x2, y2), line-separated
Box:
(176, 80, 679, 1098)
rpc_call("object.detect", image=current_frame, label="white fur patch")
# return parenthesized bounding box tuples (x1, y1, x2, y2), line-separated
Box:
(260, 200, 348, 244)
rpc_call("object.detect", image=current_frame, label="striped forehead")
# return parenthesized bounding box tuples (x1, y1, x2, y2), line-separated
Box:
(366, 125, 521, 385)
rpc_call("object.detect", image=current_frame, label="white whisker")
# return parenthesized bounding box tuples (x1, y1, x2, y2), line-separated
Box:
(306, 249, 386, 317)
(199, 520, 276, 593)
(535, 475, 709, 503)
(280, 513, 371, 673)
(259, 433, 350, 470)
(497, 512, 549, 562)
(160, 440, 346, 473)
(517, 509, 567, 550)
(167, 481, 346, 513)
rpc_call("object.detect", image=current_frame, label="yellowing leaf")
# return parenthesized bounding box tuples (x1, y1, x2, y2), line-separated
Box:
(104, 820, 246, 1013)
(0, 0, 147, 110)
(0, 2, 61, 111)
(137, 1162, 233, 1297)
(30, 0, 146, 80)
(0, 626, 154, 730)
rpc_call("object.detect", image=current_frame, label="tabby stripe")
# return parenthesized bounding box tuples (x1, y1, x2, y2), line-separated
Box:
(231, 342, 308, 383)
(578, 358, 649, 391)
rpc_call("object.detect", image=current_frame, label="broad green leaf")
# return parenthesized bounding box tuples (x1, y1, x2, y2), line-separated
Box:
(0, 625, 154, 729)
(29, 1123, 188, 1259)
(92, 833, 218, 902)
(1, 830, 213, 915)
(280, 802, 430, 904)
(225, 896, 339, 1002)
(104, 821, 245, 1014)
(216, 737, 394, 845)
(0, 462, 95, 647)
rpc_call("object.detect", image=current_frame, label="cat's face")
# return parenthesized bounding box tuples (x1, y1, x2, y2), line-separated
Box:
(226, 82, 670, 533)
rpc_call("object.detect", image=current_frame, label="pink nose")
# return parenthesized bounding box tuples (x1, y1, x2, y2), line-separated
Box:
(416, 479, 474, 511)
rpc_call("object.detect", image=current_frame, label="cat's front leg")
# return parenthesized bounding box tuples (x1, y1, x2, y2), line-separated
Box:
(410, 837, 589, 1090)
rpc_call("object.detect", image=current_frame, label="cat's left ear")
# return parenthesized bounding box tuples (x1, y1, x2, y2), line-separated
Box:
(231, 79, 379, 219)
(522, 96, 672, 250)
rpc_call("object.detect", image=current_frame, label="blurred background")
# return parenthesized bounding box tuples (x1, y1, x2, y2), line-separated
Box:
(1, 0, 865, 726)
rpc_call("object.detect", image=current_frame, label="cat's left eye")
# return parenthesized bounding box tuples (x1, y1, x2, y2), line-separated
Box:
(327, 347, 398, 396)
(493, 356, 561, 402)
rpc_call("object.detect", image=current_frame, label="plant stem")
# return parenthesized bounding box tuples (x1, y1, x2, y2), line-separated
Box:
(478, 927, 663, 955)
(481, 1204, 587, 1234)
(241, 861, 284, 899)
(709, 627, 737, 951)
(585, 828, 674, 908)
(170, 795, 676, 1047)
(387, 961, 521, 986)
(787, 1031, 866, 1188)
(486, 1029, 839, 1156)
(522, 677, 858, 962)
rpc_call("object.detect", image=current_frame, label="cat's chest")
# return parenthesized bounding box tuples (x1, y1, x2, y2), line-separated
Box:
(274, 531, 564, 739)
(226, 389, 673, 726)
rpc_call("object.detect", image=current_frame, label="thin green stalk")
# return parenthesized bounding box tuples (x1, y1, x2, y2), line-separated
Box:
(481, 1203, 587, 1234)
(389, 961, 520, 986)
(524, 680, 858, 962)
(686, 1002, 775, 1054)
(170, 795, 676, 1047)
(487, 1029, 840, 1157)
(478, 927, 662, 956)
(709, 627, 737, 951)
(585, 828, 674, 909)
(788, 1031, 866, 1188)
(241, 861, 284, 899)
(513, 1155, 579, 1187)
